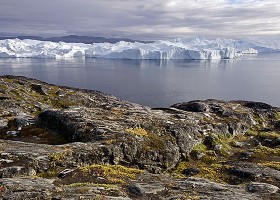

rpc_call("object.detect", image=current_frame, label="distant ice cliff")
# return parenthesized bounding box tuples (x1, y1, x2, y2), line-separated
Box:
(0, 37, 278, 60)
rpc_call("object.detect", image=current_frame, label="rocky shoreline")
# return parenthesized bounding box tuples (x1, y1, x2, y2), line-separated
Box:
(0, 75, 279, 199)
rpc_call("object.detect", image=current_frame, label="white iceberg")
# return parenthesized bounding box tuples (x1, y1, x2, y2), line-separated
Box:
(0, 36, 279, 60)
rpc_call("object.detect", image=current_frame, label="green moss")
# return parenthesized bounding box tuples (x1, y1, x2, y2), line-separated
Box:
(276, 112, 280, 120)
(247, 129, 279, 140)
(142, 134, 165, 151)
(246, 129, 258, 137)
(260, 161, 280, 170)
(52, 99, 77, 109)
(192, 134, 234, 162)
(181, 195, 200, 200)
(172, 161, 232, 183)
(0, 84, 7, 90)
(80, 164, 142, 182)
(258, 131, 279, 140)
(191, 143, 218, 164)
(3, 79, 13, 83)
(10, 89, 22, 99)
(252, 114, 265, 129)
(253, 114, 264, 124)
(48, 151, 71, 162)
(36, 169, 59, 178)
(47, 87, 60, 97)
(210, 134, 234, 157)
(20, 126, 67, 144)
(193, 143, 207, 152)
(253, 145, 280, 157)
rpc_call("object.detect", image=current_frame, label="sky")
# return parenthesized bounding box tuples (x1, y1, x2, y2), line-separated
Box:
(0, 0, 279, 39)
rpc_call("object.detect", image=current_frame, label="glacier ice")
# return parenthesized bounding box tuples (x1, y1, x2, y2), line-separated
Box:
(0, 37, 278, 60)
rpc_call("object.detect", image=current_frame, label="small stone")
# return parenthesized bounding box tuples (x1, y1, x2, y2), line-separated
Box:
(27, 168, 37, 176)
(232, 141, 244, 148)
(239, 152, 254, 160)
(263, 139, 273, 146)
(97, 177, 107, 181)
(253, 139, 261, 146)
(58, 169, 75, 178)
(0, 153, 11, 158)
(275, 138, 280, 146)
(31, 84, 47, 95)
(214, 144, 223, 151)
(15, 117, 30, 130)
(247, 182, 279, 194)
(128, 185, 142, 196)
(0, 120, 8, 129)
(0, 159, 14, 164)
(6, 131, 19, 137)
(203, 135, 216, 148)
(182, 168, 200, 176)
(192, 151, 205, 160)
(273, 120, 280, 130)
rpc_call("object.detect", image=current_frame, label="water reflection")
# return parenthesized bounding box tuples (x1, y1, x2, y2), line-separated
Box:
(0, 55, 279, 107)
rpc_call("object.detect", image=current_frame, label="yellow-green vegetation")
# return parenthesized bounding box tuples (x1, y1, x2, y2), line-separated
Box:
(191, 133, 237, 163)
(211, 134, 232, 155)
(36, 169, 60, 178)
(30, 89, 77, 109)
(19, 126, 67, 144)
(180, 192, 200, 200)
(103, 139, 116, 145)
(80, 164, 143, 184)
(3, 79, 13, 83)
(253, 145, 280, 157)
(12, 84, 77, 110)
(66, 182, 118, 189)
(245, 129, 258, 137)
(47, 87, 60, 97)
(142, 133, 166, 151)
(50, 99, 77, 109)
(107, 177, 126, 184)
(276, 112, 280, 120)
(0, 84, 7, 90)
(260, 161, 280, 170)
(252, 114, 264, 126)
(111, 107, 126, 117)
(246, 130, 279, 140)
(125, 127, 149, 137)
(10, 89, 22, 99)
(192, 143, 207, 152)
(48, 150, 72, 162)
(173, 133, 256, 183)
(183, 196, 200, 200)
(192, 143, 217, 164)
(172, 161, 232, 183)
(0, 141, 6, 152)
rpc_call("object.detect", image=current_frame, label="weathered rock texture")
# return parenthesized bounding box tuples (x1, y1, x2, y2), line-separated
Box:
(0, 76, 279, 199)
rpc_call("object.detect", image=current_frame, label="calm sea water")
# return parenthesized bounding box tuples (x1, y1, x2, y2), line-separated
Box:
(0, 53, 279, 107)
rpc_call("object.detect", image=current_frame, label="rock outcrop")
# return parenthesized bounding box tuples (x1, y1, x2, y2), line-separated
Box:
(0, 76, 279, 199)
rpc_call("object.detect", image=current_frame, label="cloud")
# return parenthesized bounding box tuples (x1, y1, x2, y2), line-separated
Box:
(0, 0, 279, 39)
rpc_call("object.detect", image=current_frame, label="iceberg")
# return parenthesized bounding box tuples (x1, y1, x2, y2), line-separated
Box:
(0, 36, 278, 60)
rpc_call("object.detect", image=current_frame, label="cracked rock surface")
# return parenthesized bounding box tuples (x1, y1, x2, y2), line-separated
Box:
(0, 76, 279, 199)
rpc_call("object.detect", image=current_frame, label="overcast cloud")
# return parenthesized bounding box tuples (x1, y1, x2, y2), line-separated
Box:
(0, 0, 279, 39)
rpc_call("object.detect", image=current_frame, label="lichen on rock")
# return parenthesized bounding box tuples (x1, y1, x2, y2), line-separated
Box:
(0, 76, 279, 199)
